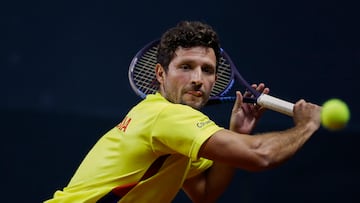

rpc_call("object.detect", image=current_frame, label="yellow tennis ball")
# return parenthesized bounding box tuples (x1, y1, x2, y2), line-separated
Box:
(321, 98, 350, 131)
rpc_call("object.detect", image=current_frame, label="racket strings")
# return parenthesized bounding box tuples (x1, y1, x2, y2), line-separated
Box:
(133, 47, 159, 94)
(212, 57, 232, 96)
(131, 44, 234, 97)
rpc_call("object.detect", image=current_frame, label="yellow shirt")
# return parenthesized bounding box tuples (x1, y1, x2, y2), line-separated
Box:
(45, 93, 223, 203)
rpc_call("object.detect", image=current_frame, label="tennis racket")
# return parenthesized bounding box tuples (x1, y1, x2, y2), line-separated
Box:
(128, 40, 294, 117)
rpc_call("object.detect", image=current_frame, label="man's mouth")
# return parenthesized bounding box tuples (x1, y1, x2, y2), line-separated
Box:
(187, 90, 203, 97)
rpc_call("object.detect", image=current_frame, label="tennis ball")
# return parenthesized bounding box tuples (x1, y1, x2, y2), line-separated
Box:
(321, 98, 350, 131)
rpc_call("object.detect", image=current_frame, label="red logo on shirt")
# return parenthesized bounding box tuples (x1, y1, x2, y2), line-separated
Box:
(117, 116, 132, 132)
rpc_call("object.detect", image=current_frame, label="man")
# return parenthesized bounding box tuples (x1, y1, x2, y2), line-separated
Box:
(45, 21, 321, 203)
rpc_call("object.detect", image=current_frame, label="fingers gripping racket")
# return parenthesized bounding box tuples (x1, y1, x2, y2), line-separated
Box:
(128, 40, 294, 116)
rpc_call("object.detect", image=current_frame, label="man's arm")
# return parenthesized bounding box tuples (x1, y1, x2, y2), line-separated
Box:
(182, 156, 235, 203)
(183, 99, 321, 202)
(201, 119, 318, 171)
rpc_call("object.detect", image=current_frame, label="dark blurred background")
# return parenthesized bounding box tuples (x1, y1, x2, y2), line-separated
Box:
(2, 0, 359, 202)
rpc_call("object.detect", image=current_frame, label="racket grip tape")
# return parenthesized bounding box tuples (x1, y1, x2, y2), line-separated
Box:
(257, 94, 294, 117)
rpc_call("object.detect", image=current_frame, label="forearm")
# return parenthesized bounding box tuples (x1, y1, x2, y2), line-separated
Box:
(199, 123, 319, 172)
(182, 162, 236, 203)
(251, 123, 317, 169)
(202, 162, 236, 202)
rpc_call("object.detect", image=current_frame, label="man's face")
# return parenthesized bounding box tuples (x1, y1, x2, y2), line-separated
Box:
(156, 46, 217, 109)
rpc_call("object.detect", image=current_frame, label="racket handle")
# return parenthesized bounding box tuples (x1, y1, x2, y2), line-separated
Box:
(257, 94, 294, 117)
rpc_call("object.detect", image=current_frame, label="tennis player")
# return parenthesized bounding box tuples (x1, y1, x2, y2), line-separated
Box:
(45, 21, 321, 203)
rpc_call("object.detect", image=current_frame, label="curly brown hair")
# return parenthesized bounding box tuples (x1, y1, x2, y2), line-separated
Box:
(157, 21, 221, 71)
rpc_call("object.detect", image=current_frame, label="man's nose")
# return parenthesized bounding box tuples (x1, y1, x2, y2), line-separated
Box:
(191, 68, 203, 84)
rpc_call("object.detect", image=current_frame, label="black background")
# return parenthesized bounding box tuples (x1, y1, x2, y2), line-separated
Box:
(2, 0, 359, 202)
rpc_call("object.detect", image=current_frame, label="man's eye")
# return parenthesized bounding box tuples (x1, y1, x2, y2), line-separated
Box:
(180, 65, 191, 70)
(203, 66, 215, 74)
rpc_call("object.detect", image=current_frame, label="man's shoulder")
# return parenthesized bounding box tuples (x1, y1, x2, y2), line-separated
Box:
(142, 93, 195, 111)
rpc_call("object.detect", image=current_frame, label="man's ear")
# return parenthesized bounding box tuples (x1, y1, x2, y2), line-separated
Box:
(155, 64, 165, 84)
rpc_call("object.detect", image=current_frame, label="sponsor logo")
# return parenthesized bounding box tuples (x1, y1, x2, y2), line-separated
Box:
(117, 116, 132, 132)
(196, 119, 212, 128)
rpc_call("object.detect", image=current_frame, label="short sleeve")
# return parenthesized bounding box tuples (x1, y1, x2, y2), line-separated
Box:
(151, 104, 223, 161)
